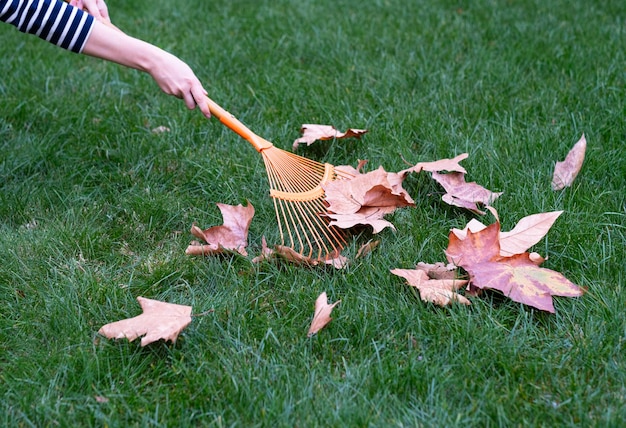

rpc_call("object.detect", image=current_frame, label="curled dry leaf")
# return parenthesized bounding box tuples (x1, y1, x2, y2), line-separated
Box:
(391, 268, 470, 306)
(356, 239, 380, 258)
(415, 261, 458, 280)
(186, 202, 254, 256)
(293, 124, 368, 150)
(431, 172, 502, 215)
(327, 208, 397, 234)
(252, 237, 348, 269)
(552, 134, 586, 190)
(307, 292, 341, 337)
(98, 297, 192, 346)
(323, 166, 414, 233)
(399, 153, 469, 175)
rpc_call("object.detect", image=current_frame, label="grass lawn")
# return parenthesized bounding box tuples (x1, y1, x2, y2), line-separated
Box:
(1, 0, 625, 426)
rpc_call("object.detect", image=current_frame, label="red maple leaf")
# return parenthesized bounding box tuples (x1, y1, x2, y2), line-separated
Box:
(445, 214, 584, 312)
(466, 253, 584, 313)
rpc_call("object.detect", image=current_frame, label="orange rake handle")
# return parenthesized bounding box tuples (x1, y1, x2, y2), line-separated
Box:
(206, 98, 274, 152)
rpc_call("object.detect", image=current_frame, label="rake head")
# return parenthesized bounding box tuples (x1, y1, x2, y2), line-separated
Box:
(260, 147, 353, 260)
(205, 97, 353, 260)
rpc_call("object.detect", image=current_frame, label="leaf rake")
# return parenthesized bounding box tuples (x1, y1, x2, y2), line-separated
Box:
(206, 98, 352, 260)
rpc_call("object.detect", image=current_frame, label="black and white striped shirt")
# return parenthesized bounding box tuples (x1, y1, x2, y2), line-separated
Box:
(1, 0, 95, 53)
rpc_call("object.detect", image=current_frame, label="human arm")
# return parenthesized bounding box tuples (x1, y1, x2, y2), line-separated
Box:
(1, 0, 211, 117)
(81, 20, 211, 117)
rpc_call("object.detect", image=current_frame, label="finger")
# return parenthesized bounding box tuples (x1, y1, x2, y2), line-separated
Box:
(191, 87, 211, 118)
(81, 0, 104, 20)
(97, 0, 110, 20)
(182, 92, 197, 111)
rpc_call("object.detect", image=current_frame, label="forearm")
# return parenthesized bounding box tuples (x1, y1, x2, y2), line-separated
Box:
(81, 19, 212, 117)
(81, 20, 164, 75)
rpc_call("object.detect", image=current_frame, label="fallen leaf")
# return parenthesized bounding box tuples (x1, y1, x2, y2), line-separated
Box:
(499, 211, 563, 256)
(451, 210, 563, 257)
(251, 238, 348, 268)
(307, 292, 341, 337)
(186, 202, 254, 256)
(323, 166, 414, 233)
(415, 261, 459, 280)
(325, 167, 414, 213)
(356, 239, 380, 258)
(445, 222, 501, 266)
(98, 297, 192, 346)
(432, 172, 502, 214)
(552, 134, 586, 190)
(293, 124, 368, 150)
(327, 208, 397, 234)
(251, 236, 274, 263)
(445, 216, 585, 312)
(466, 253, 584, 313)
(391, 268, 470, 306)
(399, 153, 469, 175)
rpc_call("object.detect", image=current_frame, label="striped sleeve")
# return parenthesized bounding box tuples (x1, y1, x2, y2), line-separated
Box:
(0, 0, 95, 53)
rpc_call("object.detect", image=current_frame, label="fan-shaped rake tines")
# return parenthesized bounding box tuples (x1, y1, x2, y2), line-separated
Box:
(205, 97, 353, 260)
(262, 148, 353, 260)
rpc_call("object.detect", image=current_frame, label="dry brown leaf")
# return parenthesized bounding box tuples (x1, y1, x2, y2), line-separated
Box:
(323, 166, 414, 233)
(293, 124, 368, 150)
(391, 268, 470, 306)
(251, 238, 348, 269)
(356, 239, 380, 258)
(466, 253, 584, 313)
(98, 297, 192, 346)
(552, 134, 586, 190)
(415, 261, 458, 280)
(399, 153, 469, 175)
(431, 172, 502, 214)
(451, 210, 563, 257)
(445, 216, 585, 312)
(499, 211, 563, 256)
(251, 236, 274, 263)
(307, 292, 341, 337)
(325, 167, 414, 213)
(186, 202, 254, 256)
(327, 208, 397, 234)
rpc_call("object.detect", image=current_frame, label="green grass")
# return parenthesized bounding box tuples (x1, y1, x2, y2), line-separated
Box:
(1, 0, 625, 426)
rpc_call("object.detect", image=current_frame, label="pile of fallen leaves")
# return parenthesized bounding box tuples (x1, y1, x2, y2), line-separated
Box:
(100, 128, 586, 345)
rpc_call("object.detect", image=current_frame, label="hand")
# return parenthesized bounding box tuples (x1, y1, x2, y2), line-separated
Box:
(148, 49, 212, 118)
(69, 0, 111, 24)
